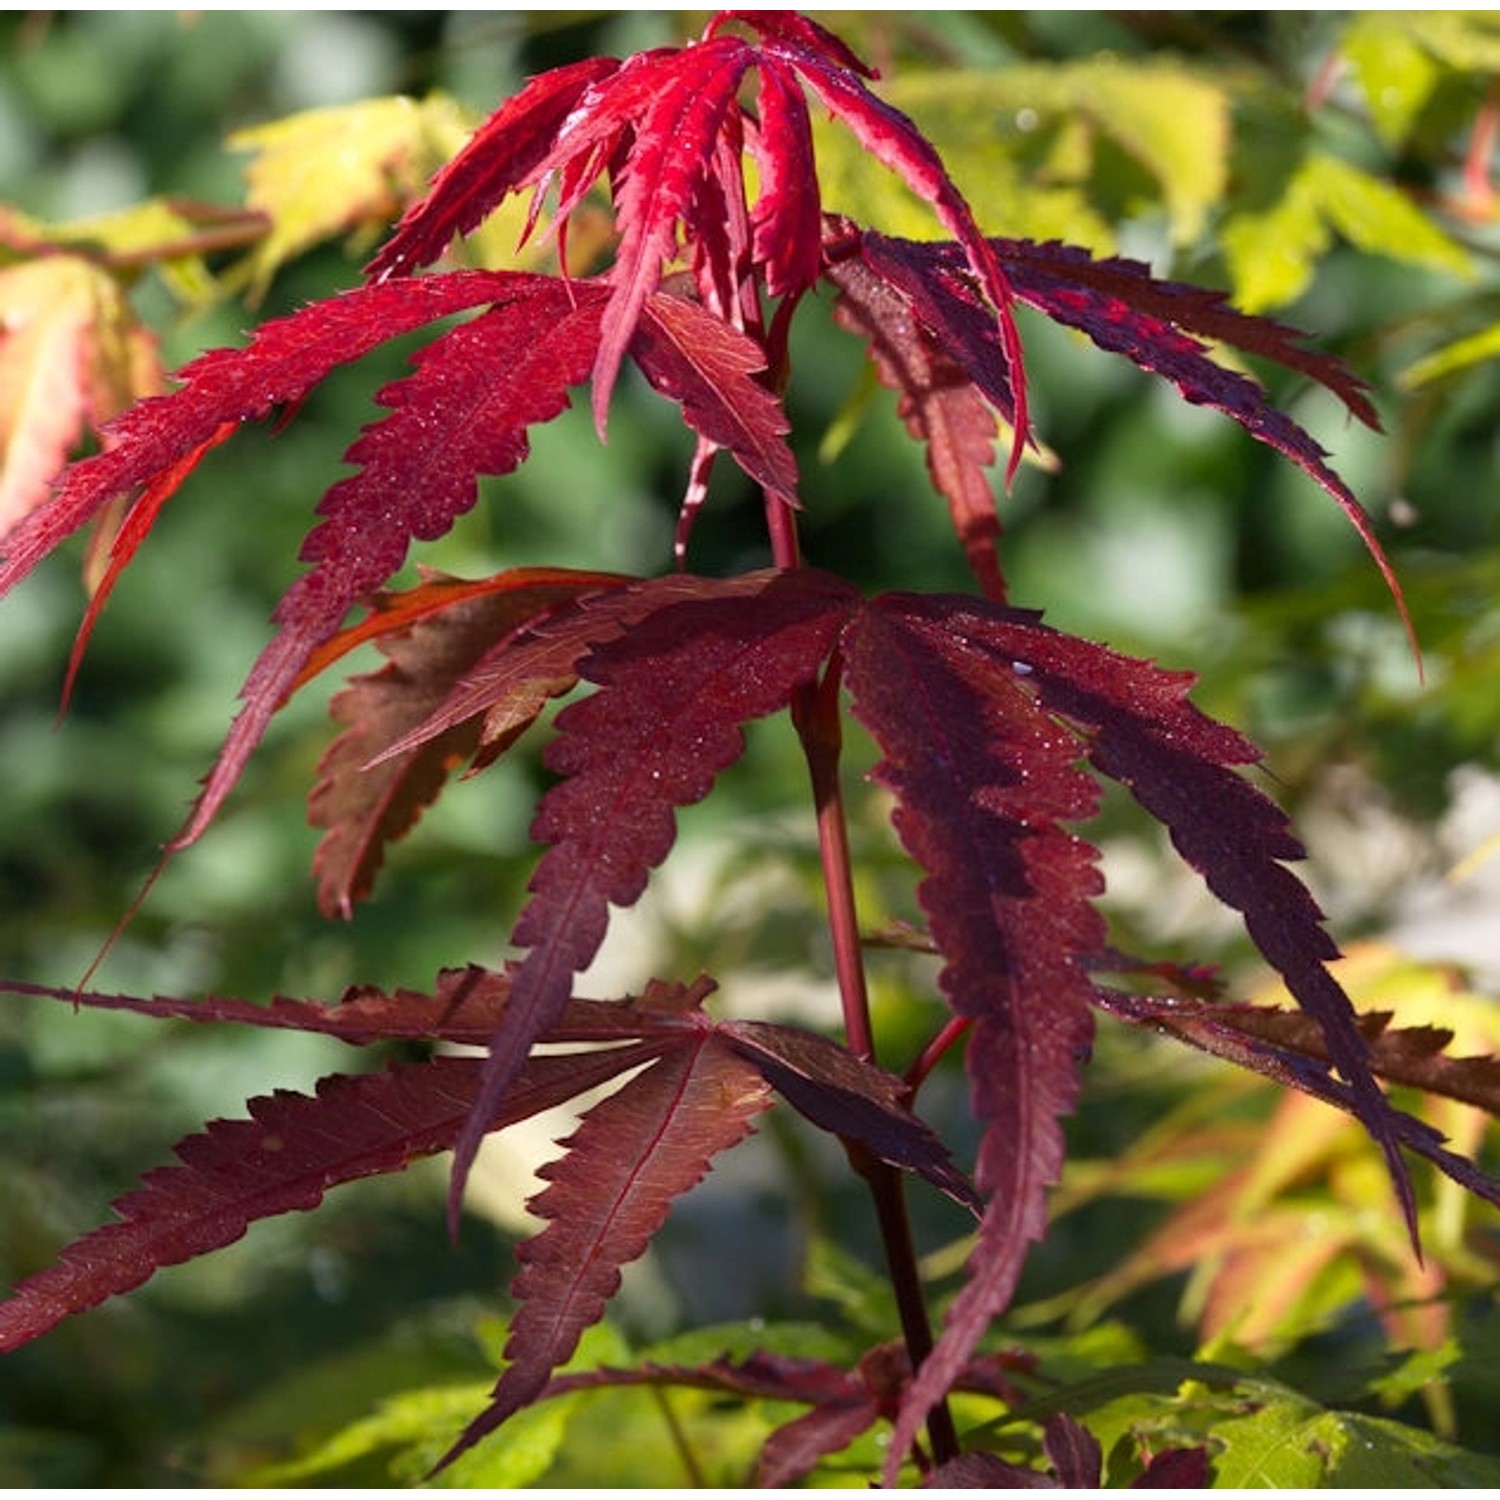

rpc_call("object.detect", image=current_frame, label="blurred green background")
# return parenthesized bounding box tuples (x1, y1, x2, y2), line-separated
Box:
(2, 11, 1499, 1484)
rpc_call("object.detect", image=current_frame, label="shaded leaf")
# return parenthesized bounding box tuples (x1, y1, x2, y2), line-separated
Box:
(826, 248, 1005, 599)
(722, 1017, 981, 1213)
(0, 967, 714, 1051)
(308, 568, 626, 917)
(842, 228, 1407, 628)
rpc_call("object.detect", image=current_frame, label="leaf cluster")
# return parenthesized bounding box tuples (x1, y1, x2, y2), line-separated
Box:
(2, 10, 1499, 1488)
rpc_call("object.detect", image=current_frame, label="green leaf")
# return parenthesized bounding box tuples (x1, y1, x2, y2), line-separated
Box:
(243, 1322, 629, 1486)
(1215, 1402, 1500, 1487)
(1017, 1360, 1500, 1488)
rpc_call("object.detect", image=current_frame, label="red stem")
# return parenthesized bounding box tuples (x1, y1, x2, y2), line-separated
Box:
(791, 658, 959, 1468)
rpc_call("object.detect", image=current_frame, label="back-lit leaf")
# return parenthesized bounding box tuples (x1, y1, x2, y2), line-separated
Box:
(0, 255, 160, 543)
(442, 1031, 773, 1466)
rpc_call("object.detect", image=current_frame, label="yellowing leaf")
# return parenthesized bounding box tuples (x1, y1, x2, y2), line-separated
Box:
(814, 58, 1228, 252)
(1340, 14, 1444, 148)
(228, 93, 476, 300)
(1223, 152, 1472, 311)
(0, 255, 162, 542)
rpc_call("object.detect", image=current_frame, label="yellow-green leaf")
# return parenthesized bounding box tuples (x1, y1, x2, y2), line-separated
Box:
(1223, 151, 1471, 311)
(228, 92, 476, 300)
(1340, 14, 1445, 148)
(814, 57, 1229, 254)
(1401, 321, 1500, 388)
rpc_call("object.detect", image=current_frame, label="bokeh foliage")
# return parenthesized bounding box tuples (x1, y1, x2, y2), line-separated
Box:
(2, 10, 1499, 1485)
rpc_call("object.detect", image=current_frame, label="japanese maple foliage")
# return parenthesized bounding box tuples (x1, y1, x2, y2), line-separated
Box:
(3, 9, 1499, 1488)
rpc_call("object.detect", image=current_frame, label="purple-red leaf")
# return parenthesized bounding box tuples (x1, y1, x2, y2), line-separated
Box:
(957, 603, 1419, 1231)
(843, 229, 1408, 638)
(447, 567, 859, 1227)
(630, 290, 799, 502)
(366, 572, 751, 772)
(365, 56, 622, 282)
(1095, 989, 1500, 1210)
(827, 250, 1006, 599)
(442, 1029, 773, 1467)
(0, 968, 713, 1052)
(772, 59, 1031, 478)
(844, 594, 1105, 1479)
(0, 1045, 664, 1354)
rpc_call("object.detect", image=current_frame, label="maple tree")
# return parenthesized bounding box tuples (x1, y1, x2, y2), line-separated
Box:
(3, 9, 1500, 1487)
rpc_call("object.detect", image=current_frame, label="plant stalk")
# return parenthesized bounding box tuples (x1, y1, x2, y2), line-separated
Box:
(792, 662, 960, 1469)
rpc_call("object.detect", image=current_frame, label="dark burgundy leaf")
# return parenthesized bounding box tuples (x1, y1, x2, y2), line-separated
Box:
(1135, 1446, 1212, 1487)
(1094, 989, 1500, 1210)
(0, 1044, 664, 1354)
(913, 593, 1420, 1234)
(845, 229, 1408, 636)
(1096, 993, 1500, 1112)
(723, 1017, 981, 1213)
(365, 572, 752, 773)
(925, 1452, 1057, 1488)
(0, 968, 712, 1050)
(770, 54, 1031, 478)
(441, 1031, 772, 1468)
(1043, 1411, 1104, 1487)
(447, 567, 859, 1227)
(990, 234, 1380, 429)
(843, 594, 1105, 1478)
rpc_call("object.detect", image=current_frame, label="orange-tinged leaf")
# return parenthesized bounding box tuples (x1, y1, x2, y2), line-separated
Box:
(308, 569, 629, 918)
(292, 566, 631, 694)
